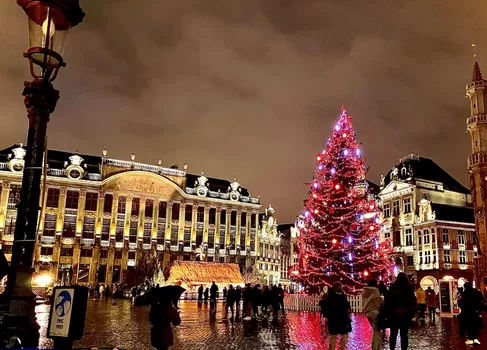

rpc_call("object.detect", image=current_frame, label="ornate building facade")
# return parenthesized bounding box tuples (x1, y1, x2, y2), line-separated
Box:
(256, 206, 281, 285)
(466, 60, 487, 294)
(0, 145, 263, 287)
(378, 154, 476, 290)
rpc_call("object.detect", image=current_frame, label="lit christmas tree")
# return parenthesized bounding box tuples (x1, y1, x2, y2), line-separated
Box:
(291, 106, 393, 295)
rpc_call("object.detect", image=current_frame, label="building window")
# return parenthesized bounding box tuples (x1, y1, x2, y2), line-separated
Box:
(458, 230, 466, 245)
(230, 229, 236, 249)
(104, 194, 113, 213)
(392, 200, 399, 216)
(424, 251, 431, 264)
(129, 221, 138, 243)
(403, 198, 411, 214)
(65, 191, 79, 209)
(208, 229, 215, 249)
(40, 247, 53, 256)
(443, 250, 451, 263)
(81, 248, 93, 258)
(418, 251, 423, 264)
(442, 229, 449, 244)
(384, 230, 390, 239)
(241, 212, 247, 227)
(8, 185, 21, 206)
(219, 257, 225, 263)
(183, 228, 191, 247)
(473, 232, 478, 246)
(230, 211, 237, 226)
(82, 218, 95, 239)
(143, 223, 151, 244)
(100, 250, 108, 259)
(115, 219, 124, 242)
(459, 251, 466, 264)
(196, 227, 203, 247)
(209, 208, 216, 225)
(417, 231, 422, 246)
(128, 251, 136, 260)
(251, 214, 257, 228)
(101, 218, 110, 241)
(220, 210, 227, 225)
(240, 230, 246, 250)
(43, 214, 56, 236)
(431, 229, 436, 243)
(170, 225, 179, 246)
(159, 201, 167, 219)
(172, 203, 180, 220)
(46, 188, 60, 208)
(383, 203, 390, 218)
(114, 250, 123, 259)
(424, 230, 430, 244)
(407, 255, 414, 266)
(405, 228, 413, 246)
(118, 197, 126, 214)
(84, 192, 98, 211)
(219, 228, 226, 246)
(185, 205, 193, 221)
(145, 200, 153, 218)
(62, 221, 76, 238)
(60, 247, 73, 256)
(197, 207, 204, 223)
(131, 198, 140, 216)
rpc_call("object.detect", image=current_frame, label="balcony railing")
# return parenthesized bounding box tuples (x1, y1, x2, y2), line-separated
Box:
(468, 151, 487, 168)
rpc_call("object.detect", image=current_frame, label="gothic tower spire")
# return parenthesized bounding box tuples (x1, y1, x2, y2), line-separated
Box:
(466, 48, 487, 290)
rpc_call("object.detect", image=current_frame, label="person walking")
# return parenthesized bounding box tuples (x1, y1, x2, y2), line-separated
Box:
(384, 272, 416, 350)
(415, 286, 426, 322)
(271, 284, 280, 319)
(243, 284, 253, 320)
(204, 287, 209, 302)
(261, 285, 271, 315)
(425, 286, 437, 323)
(210, 281, 218, 308)
(235, 285, 242, 314)
(104, 284, 110, 301)
(379, 281, 388, 297)
(226, 285, 236, 318)
(362, 279, 382, 350)
(197, 285, 204, 304)
(323, 281, 351, 350)
(277, 283, 285, 314)
(252, 284, 262, 319)
(459, 281, 485, 346)
(149, 287, 182, 350)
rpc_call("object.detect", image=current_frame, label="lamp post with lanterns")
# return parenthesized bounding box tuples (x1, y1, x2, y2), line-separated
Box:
(1, 1, 84, 347)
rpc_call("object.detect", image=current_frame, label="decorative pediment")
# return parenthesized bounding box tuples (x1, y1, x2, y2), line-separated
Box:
(379, 181, 415, 199)
(102, 171, 185, 199)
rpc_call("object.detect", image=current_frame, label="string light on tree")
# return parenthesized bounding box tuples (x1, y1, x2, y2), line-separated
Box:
(290, 105, 393, 295)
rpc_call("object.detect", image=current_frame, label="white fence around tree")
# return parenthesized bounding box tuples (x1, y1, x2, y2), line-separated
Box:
(284, 294, 363, 313)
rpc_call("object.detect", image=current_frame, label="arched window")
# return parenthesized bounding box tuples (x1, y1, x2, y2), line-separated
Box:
(424, 229, 430, 244)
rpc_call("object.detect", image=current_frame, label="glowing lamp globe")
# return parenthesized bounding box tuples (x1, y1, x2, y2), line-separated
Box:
(364, 271, 369, 277)
(18, 0, 85, 81)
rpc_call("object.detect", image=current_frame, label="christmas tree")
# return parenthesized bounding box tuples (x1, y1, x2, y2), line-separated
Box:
(291, 106, 393, 295)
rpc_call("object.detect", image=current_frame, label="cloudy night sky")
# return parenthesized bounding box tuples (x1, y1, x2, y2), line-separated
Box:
(1, 1, 486, 222)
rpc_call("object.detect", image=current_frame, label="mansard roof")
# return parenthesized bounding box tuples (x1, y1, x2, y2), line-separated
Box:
(186, 173, 249, 197)
(431, 203, 475, 224)
(383, 154, 469, 195)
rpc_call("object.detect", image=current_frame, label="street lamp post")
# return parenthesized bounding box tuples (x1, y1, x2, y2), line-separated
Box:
(1, 1, 84, 347)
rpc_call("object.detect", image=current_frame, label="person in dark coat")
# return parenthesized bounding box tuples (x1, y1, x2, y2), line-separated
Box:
(242, 284, 253, 319)
(271, 284, 280, 318)
(226, 284, 236, 318)
(198, 285, 204, 304)
(261, 285, 271, 315)
(277, 283, 285, 313)
(323, 281, 351, 350)
(252, 284, 262, 318)
(378, 281, 388, 297)
(384, 272, 416, 350)
(203, 287, 209, 301)
(459, 281, 485, 346)
(149, 286, 182, 350)
(235, 285, 242, 313)
(210, 281, 218, 308)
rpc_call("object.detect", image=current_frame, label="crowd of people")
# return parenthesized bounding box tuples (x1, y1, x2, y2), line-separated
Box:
(196, 282, 286, 320)
(319, 273, 486, 350)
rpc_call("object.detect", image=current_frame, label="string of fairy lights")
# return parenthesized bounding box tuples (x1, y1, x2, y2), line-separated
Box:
(290, 106, 394, 294)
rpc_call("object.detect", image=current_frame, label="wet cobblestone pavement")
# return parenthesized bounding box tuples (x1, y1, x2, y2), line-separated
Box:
(36, 300, 486, 349)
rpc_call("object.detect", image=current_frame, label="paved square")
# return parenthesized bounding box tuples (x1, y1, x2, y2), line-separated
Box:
(35, 300, 485, 349)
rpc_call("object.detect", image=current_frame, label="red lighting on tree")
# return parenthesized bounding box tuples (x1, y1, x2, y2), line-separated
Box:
(290, 105, 393, 295)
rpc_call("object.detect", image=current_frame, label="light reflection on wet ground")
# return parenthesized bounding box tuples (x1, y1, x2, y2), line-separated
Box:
(35, 300, 485, 349)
